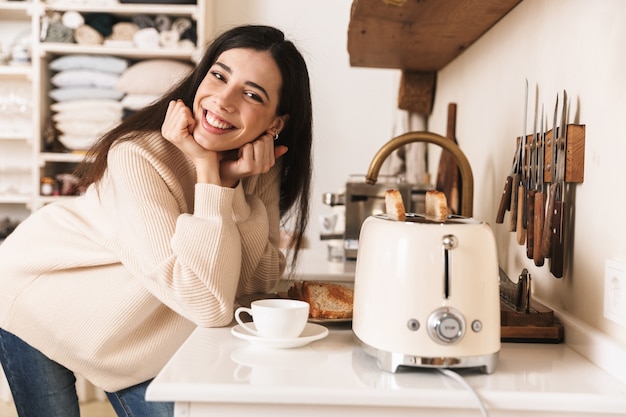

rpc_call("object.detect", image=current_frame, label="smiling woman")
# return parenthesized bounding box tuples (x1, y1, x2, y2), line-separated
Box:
(0, 25, 313, 417)
(163, 48, 288, 187)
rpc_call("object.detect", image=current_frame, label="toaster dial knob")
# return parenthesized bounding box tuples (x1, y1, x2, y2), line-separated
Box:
(428, 307, 465, 344)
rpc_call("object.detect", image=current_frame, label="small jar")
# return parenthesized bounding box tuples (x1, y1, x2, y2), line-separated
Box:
(40, 177, 56, 196)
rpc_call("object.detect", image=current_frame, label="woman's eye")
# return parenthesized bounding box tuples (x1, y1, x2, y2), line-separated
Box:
(245, 91, 263, 103)
(210, 71, 225, 81)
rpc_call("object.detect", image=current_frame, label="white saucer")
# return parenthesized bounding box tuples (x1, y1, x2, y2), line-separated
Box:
(231, 322, 329, 349)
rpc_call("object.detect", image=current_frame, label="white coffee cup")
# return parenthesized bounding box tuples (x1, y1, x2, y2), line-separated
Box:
(235, 299, 310, 339)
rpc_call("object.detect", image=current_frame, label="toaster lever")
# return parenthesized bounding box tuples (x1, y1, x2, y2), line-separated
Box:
(442, 234, 458, 299)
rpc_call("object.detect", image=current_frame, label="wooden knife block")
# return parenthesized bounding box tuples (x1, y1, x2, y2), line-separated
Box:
(500, 298, 564, 343)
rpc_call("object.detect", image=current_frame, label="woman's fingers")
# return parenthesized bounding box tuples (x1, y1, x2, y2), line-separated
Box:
(220, 133, 287, 183)
(162, 99, 195, 143)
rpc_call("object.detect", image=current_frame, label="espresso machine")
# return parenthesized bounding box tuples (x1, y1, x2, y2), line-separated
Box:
(322, 174, 427, 259)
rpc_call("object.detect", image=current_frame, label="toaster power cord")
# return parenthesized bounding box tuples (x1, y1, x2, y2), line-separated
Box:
(438, 369, 490, 417)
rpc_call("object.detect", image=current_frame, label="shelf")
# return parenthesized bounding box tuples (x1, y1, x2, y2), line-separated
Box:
(40, 152, 88, 164)
(39, 2, 198, 17)
(347, 0, 523, 71)
(40, 43, 195, 59)
(0, 195, 30, 205)
(0, 133, 31, 142)
(0, 65, 32, 78)
(0, 2, 32, 20)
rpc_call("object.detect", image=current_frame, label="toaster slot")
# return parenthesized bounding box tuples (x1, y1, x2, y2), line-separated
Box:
(442, 234, 458, 299)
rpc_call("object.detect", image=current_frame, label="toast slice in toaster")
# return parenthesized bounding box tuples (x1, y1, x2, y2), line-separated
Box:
(385, 189, 406, 221)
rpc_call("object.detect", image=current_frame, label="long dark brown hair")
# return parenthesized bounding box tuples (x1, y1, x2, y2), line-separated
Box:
(75, 25, 313, 265)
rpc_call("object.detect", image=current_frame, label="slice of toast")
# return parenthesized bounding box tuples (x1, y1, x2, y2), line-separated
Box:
(288, 281, 353, 319)
(425, 190, 449, 221)
(385, 189, 406, 221)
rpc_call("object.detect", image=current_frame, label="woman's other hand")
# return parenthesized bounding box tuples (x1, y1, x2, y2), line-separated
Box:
(219, 133, 288, 188)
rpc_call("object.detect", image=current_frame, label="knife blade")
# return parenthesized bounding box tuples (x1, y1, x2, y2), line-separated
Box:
(550, 90, 568, 278)
(533, 105, 545, 266)
(516, 80, 528, 245)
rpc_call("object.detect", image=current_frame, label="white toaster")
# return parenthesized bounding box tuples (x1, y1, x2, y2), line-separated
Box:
(352, 213, 500, 374)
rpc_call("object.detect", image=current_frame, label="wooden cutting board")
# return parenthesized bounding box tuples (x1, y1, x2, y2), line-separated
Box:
(436, 103, 461, 214)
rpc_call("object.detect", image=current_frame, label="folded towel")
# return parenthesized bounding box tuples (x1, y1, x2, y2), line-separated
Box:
(74, 24, 104, 45)
(53, 107, 122, 123)
(132, 15, 155, 29)
(44, 22, 74, 43)
(51, 99, 123, 113)
(49, 87, 124, 102)
(109, 22, 139, 41)
(154, 14, 171, 32)
(56, 119, 117, 136)
(159, 30, 179, 48)
(171, 17, 192, 34)
(51, 69, 120, 89)
(61, 11, 84, 30)
(133, 28, 160, 49)
(84, 13, 114, 37)
(120, 94, 159, 110)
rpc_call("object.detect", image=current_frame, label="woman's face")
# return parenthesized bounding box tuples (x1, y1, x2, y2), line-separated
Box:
(192, 48, 286, 151)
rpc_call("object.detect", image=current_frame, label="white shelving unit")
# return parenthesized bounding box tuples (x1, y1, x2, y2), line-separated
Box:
(0, 0, 213, 216)
(0, 1, 37, 221)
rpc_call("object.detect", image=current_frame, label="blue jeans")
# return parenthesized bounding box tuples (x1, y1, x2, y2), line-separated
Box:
(0, 328, 173, 417)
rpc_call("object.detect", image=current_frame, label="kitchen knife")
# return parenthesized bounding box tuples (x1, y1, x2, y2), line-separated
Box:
(516, 80, 528, 245)
(495, 156, 514, 224)
(508, 132, 524, 231)
(526, 87, 539, 259)
(533, 105, 545, 266)
(540, 94, 559, 259)
(550, 90, 568, 278)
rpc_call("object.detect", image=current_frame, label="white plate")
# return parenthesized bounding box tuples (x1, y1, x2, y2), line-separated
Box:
(308, 317, 352, 324)
(231, 322, 329, 349)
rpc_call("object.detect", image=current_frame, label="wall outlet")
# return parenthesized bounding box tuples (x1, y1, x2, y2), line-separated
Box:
(604, 259, 626, 326)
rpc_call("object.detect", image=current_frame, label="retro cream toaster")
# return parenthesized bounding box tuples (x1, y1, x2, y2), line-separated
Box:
(352, 213, 500, 374)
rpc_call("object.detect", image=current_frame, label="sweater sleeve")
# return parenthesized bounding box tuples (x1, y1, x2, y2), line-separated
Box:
(103, 140, 254, 327)
(232, 162, 286, 295)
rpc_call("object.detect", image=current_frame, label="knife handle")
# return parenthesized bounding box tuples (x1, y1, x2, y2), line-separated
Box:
(509, 174, 519, 232)
(533, 191, 545, 266)
(526, 189, 535, 258)
(496, 175, 513, 224)
(540, 185, 557, 258)
(516, 185, 526, 245)
(521, 185, 528, 229)
(550, 200, 565, 278)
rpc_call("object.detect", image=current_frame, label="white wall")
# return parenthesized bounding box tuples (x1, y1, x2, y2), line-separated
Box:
(431, 0, 626, 345)
(212, 0, 626, 345)
(212, 0, 399, 249)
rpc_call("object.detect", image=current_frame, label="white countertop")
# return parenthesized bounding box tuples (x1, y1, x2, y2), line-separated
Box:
(146, 325, 626, 417)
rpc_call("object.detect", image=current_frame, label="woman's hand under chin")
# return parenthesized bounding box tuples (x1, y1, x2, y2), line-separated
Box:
(219, 133, 288, 188)
(162, 99, 221, 184)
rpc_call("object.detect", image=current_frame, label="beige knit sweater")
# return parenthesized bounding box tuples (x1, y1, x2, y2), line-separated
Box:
(0, 131, 286, 392)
